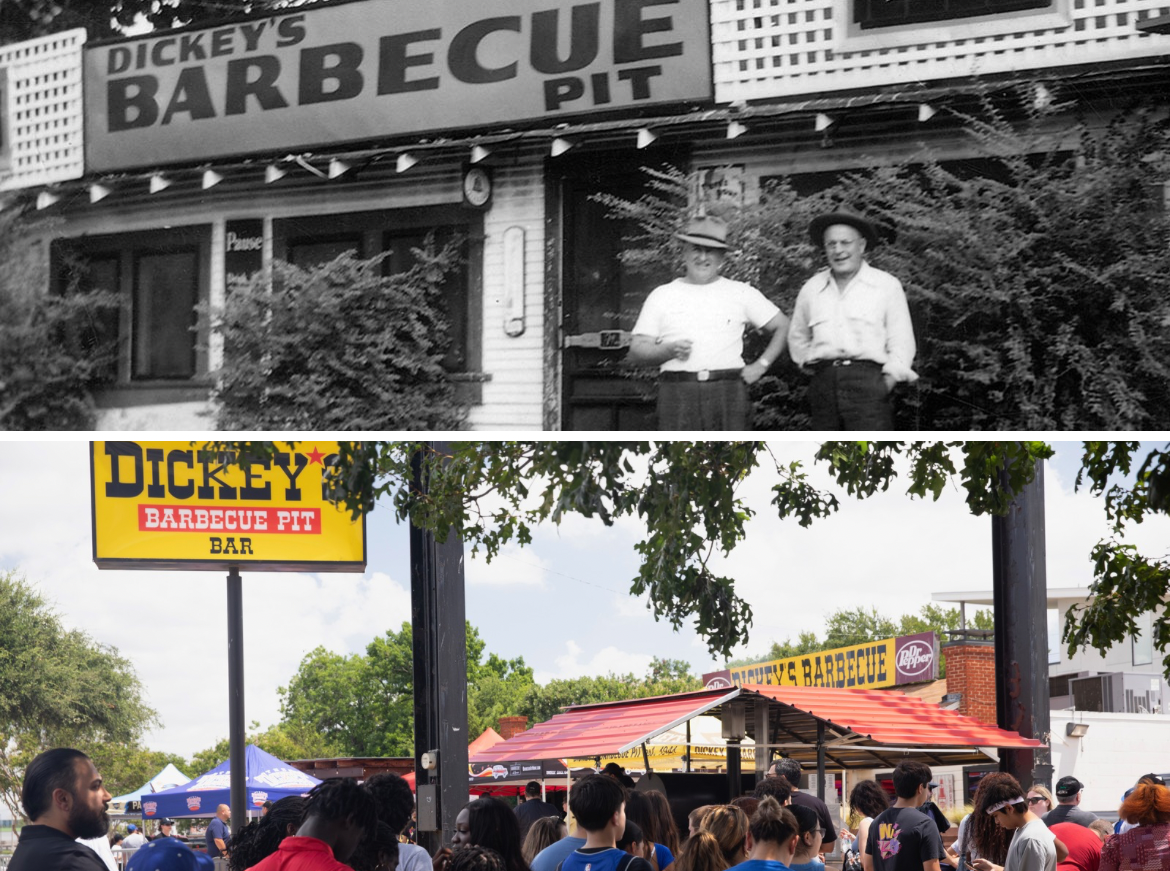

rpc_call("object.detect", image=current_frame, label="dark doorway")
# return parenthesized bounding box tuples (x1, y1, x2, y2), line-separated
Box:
(555, 150, 684, 430)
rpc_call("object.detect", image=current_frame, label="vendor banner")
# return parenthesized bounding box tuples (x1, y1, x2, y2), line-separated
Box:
(90, 440, 366, 571)
(84, 0, 713, 171)
(470, 760, 570, 782)
(702, 632, 938, 691)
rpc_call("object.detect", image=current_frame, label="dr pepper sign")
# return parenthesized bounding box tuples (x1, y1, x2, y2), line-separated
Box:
(90, 441, 366, 572)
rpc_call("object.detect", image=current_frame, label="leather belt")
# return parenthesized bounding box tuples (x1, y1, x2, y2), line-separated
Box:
(659, 368, 743, 383)
(808, 359, 881, 370)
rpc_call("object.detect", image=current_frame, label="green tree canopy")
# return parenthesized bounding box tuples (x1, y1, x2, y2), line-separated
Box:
(0, 0, 329, 44)
(187, 721, 342, 779)
(277, 621, 534, 756)
(216, 440, 1170, 675)
(0, 570, 158, 821)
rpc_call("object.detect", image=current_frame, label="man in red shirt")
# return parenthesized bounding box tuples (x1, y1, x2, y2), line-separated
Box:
(247, 778, 376, 871)
(1049, 822, 1102, 871)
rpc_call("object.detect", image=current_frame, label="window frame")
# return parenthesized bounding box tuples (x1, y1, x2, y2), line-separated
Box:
(853, 0, 1052, 30)
(50, 225, 213, 387)
(833, 0, 1070, 52)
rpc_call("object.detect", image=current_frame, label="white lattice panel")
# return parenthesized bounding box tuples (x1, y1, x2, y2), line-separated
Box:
(0, 28, 86, 192)
(714, 0, 1170, 101)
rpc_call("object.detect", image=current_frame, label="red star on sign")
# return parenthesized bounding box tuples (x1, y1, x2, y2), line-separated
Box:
(307, 447, 325, 466)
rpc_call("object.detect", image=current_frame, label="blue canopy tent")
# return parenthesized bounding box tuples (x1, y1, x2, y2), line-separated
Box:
(141, 745, 321, 820)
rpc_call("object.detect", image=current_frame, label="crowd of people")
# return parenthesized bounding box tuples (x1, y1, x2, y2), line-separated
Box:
(8, 748, 1170, 871)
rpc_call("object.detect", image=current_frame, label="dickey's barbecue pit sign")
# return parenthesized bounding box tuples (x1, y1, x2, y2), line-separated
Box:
(90, 441, 366, 571)
(83, 0, 713, 172)
(701, 632, 939, 691)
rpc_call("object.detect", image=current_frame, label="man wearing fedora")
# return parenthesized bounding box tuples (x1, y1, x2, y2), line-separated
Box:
(788, 210, 917, 430)
(628, 214, 789, 430)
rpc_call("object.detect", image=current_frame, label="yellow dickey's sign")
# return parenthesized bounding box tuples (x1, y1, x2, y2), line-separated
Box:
(724, 637, 897, 690)
(90, 441, 366, 571)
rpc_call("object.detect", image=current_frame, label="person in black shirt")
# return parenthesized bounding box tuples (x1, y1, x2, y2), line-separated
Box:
(771, 758, 839, 850)
(9, 747, 111, 871)
(862, 761, 942, 871)
(515, 782, 560, 842)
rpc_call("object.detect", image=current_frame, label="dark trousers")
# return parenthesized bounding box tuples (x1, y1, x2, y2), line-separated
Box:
(657, 378, 751, 430)
(808, 362, 893, 430)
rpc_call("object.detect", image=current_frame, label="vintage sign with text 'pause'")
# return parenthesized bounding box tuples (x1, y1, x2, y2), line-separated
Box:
(90, 441, 366, 571)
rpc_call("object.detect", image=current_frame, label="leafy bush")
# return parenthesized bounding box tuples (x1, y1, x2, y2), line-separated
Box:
(603, 90, 1170, 430)
(0, 204, 118, 431)
(210, 243, 467, 429)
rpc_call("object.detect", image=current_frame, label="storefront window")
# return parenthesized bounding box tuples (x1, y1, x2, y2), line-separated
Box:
(52, 226, 211, 384)
(853, 0, 1051, 28)
(274, 207, 481, 375)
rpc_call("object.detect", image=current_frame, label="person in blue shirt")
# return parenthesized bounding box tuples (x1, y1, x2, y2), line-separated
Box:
(559, 776, 654, 871)
(206, 804, 231, 859)
(737, 797, 801, 871)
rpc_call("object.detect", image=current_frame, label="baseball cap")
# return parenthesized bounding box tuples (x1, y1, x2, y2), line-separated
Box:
(160, 819, 175, 826)
(127, 824, 137, 832)
(126, 837, 214, 871)
(928, 781, 939, 790)
(1054, 776, 1084, 798)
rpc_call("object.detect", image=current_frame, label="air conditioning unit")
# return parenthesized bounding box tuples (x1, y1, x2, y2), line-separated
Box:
(1070, 673, 1169, 714)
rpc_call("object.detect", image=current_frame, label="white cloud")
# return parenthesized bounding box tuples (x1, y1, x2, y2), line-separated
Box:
(614, 590, 652, 618)
(534, 640, 655, 684)
(467, 545, 548, 586)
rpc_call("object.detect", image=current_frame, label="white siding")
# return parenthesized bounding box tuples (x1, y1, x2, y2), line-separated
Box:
(469, 150, 548, 431)
(1049, 710, 1170, 814)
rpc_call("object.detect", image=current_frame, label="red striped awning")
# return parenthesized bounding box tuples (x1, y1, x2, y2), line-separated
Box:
(471, 685, 1042, 769)
(470, 689, 739, 763)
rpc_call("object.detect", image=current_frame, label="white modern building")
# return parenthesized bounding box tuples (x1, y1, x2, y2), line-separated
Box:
(933, 587, 1170, 816)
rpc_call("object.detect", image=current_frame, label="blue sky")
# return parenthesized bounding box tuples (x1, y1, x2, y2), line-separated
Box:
(0, 440, 1166, 761)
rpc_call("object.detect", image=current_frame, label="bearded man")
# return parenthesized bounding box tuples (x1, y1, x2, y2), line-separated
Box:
(9, 748, 112, 871)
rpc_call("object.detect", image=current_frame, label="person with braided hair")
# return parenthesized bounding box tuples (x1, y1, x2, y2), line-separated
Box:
(449, 846, 509, 871)
(247, 778, 376, 871)
(229, 796, 305, 871)
(347, 821, 402, 871)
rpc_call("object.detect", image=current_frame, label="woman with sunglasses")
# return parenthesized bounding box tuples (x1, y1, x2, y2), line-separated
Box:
(789, 806, 825, 871)
(1024, 789, 1053, 818)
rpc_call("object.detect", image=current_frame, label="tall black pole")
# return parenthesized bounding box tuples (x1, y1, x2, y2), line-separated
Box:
(227, 567, 246, 835)
(991, 459, 1053, 788)
(411, 442, 469, 853)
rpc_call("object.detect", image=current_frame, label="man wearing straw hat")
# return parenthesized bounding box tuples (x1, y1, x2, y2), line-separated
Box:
(627, 214, 789, 430)
(788, 209, 916, 430)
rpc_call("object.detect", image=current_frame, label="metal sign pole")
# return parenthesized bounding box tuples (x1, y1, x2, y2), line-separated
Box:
(991, 458, 1053, 788)
(410, 442, 469, 852)
(227, 567, 246, 836)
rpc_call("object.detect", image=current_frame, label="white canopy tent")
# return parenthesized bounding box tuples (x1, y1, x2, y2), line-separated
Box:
(109, 763, 192, 815)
